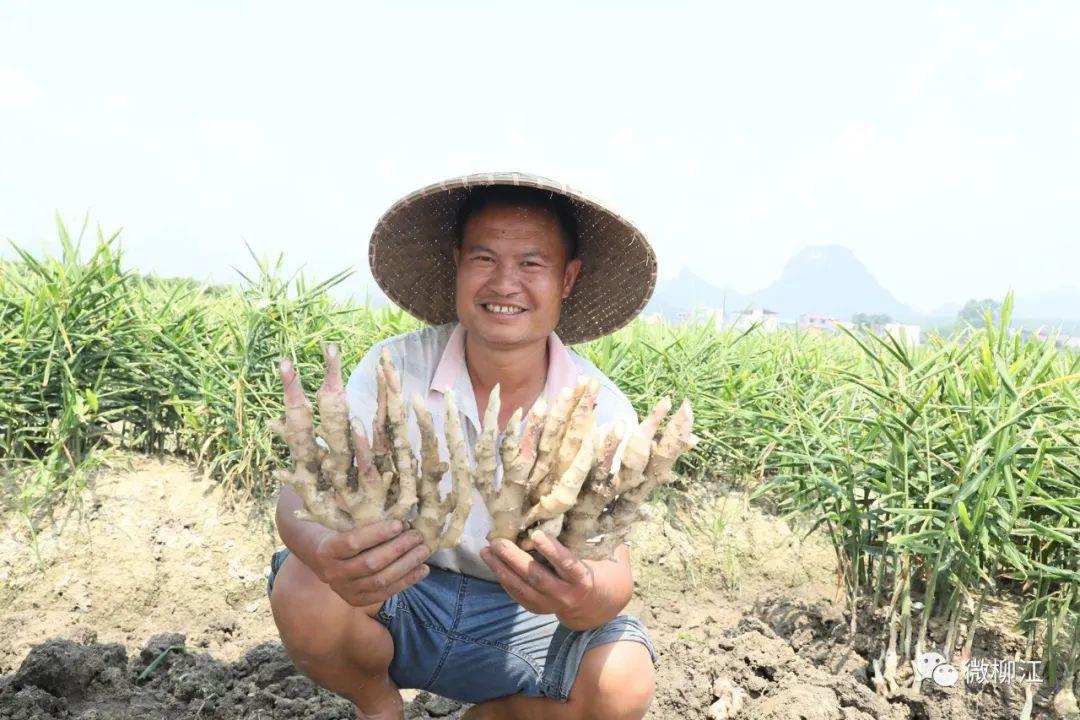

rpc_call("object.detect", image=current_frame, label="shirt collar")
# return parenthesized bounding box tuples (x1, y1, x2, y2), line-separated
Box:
(544, 329, 579, 405)
(429, 322, 579, 406)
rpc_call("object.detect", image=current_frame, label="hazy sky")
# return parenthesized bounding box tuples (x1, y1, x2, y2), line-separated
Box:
(2, 1, 1077, 313)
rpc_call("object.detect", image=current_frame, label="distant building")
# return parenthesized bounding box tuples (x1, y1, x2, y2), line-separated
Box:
(798, 314, 852, 334)
(883, 323, 922, 346)
(732, 308, 779, 333)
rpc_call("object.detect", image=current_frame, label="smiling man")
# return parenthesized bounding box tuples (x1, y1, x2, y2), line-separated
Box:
(268, 173, 659, 720)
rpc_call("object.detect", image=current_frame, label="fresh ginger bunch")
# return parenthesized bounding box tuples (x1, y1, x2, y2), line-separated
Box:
(272, 343, 697, 559)
(272, 343, 470, 551)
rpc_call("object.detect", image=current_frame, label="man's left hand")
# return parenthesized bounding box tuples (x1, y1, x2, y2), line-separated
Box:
(480, 531, 595, 619)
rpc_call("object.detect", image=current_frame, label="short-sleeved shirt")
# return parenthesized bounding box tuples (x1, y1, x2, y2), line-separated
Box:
(344, 321, 637, 582)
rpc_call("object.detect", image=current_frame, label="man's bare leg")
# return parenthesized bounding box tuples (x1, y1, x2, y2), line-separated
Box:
(462, 640, 654, 720)
(270, 553, 405, 720)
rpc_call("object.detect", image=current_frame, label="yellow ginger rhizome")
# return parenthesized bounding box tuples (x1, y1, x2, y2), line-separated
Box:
(272, 343, 697, 559)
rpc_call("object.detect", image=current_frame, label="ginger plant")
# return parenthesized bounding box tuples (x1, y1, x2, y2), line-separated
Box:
(273, 344, 697, 561)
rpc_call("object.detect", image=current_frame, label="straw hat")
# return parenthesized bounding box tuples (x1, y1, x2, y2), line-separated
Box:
(368, 172, 656, 345)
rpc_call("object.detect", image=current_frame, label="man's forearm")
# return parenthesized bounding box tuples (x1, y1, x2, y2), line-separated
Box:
(557, 546, 634, 631)
(276, 485, 333, 571)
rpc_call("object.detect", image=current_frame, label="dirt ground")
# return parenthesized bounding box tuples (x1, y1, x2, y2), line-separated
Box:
(0, 455, 1066, 719)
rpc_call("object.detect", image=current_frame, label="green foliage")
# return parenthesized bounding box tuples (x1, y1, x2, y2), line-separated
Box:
(2, 224, 1077, 686)
(0, 217, 419, 504)
(755, 295, 1079, 683)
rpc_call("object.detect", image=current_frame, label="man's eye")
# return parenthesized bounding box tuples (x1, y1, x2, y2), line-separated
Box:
(522, 261, 540, 268)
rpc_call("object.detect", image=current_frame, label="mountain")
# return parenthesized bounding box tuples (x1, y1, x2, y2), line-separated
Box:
(647, 245, 911, 321)
(753, 245, 910, 319)
(644, 267, 746, 317)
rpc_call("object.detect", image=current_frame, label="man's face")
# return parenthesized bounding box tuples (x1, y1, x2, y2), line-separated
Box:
(453, 201, 582, 350)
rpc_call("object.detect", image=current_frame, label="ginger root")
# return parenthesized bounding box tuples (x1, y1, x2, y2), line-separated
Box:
(273, 343, 697, 561)
(491, 385, 697, 560)
(272, 344, 469, 551)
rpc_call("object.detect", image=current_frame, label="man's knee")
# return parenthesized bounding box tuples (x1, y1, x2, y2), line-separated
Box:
(269, 553, 393, 673)
(570, 641, 655, 720)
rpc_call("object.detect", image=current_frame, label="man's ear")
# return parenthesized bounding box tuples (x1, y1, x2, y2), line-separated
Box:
(561, 257, 583, 299)
(452, 244, 460, 267)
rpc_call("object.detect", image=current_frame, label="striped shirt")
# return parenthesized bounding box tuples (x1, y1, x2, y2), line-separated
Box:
(344, 321, 637, 582)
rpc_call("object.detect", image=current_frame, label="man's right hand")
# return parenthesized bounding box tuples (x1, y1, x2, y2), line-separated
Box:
(311, 519, 431, 608)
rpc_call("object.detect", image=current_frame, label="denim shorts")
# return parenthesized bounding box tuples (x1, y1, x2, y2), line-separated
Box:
(266, 548, 655, 703)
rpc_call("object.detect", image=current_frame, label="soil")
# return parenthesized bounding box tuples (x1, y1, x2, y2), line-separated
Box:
(0, 455, 1067, 719)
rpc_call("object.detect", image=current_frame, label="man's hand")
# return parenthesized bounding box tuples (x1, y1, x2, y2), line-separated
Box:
(482, 530, 632, 630)
(311, 519, 430, 608)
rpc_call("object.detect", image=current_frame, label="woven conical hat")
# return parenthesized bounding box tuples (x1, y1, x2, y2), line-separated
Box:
(369, 172, 656, 345)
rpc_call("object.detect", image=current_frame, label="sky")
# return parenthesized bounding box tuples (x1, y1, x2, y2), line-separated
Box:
(1, 1, 1078, 314)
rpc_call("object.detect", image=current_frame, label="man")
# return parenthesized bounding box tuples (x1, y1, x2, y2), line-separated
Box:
(268, 173, 659, 720)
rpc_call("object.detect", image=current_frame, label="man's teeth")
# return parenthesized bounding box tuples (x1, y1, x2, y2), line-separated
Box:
(483, 304, 525, 315)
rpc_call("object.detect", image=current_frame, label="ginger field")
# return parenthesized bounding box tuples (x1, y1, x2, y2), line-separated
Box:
(1, 226, 1078, 718)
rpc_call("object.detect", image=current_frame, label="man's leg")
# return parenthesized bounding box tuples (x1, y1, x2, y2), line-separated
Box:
(270, 553, 404, 720)
(462, 640, 655, 720)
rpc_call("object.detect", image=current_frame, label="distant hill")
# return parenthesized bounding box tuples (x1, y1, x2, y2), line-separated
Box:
(753, 245, 909, 319)
(648, 245, 910, 321)
(644, 267, 746, 317)
(647, 245, 1080, 326)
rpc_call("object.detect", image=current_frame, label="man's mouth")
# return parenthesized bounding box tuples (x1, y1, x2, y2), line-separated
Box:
(481, 303, 526, 315)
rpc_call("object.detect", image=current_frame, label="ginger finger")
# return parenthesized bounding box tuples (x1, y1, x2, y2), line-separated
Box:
(380, 349, 418, 520)
(615, 397, 672, 493)
(411, 394, 451, 548)
(642, 398, 696, 484)
(598, 399, 697, 547)
(521, 378, 599, 533)
(554, 378, 599, 481)
(371, 362, 394, 477)
(312, 342, 390, 527)
(314, 343, 354, 493)
(342, 419, 389, 526)
(522, 430, 594, 528)
(499, 406, 524, 472)
(528, 382, 583, 502)
(488, 399, 544, 541)
(559, 422, 625, 555)
(474, 384, 501, 507)
(440, 390, 475, 548)
(272, 358, 351, 532)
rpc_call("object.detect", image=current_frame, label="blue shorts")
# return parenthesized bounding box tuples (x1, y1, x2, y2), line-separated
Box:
(266, 548, 654, 703)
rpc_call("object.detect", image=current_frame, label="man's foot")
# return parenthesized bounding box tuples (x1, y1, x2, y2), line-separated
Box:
(354, 686, 404, 720)
(351, 675, 405, 720)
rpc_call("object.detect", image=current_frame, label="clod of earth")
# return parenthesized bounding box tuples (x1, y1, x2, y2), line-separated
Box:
(272, 343, 698, 558)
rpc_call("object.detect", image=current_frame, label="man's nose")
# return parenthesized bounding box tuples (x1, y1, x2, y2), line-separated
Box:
(486, 261, 523, 294)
